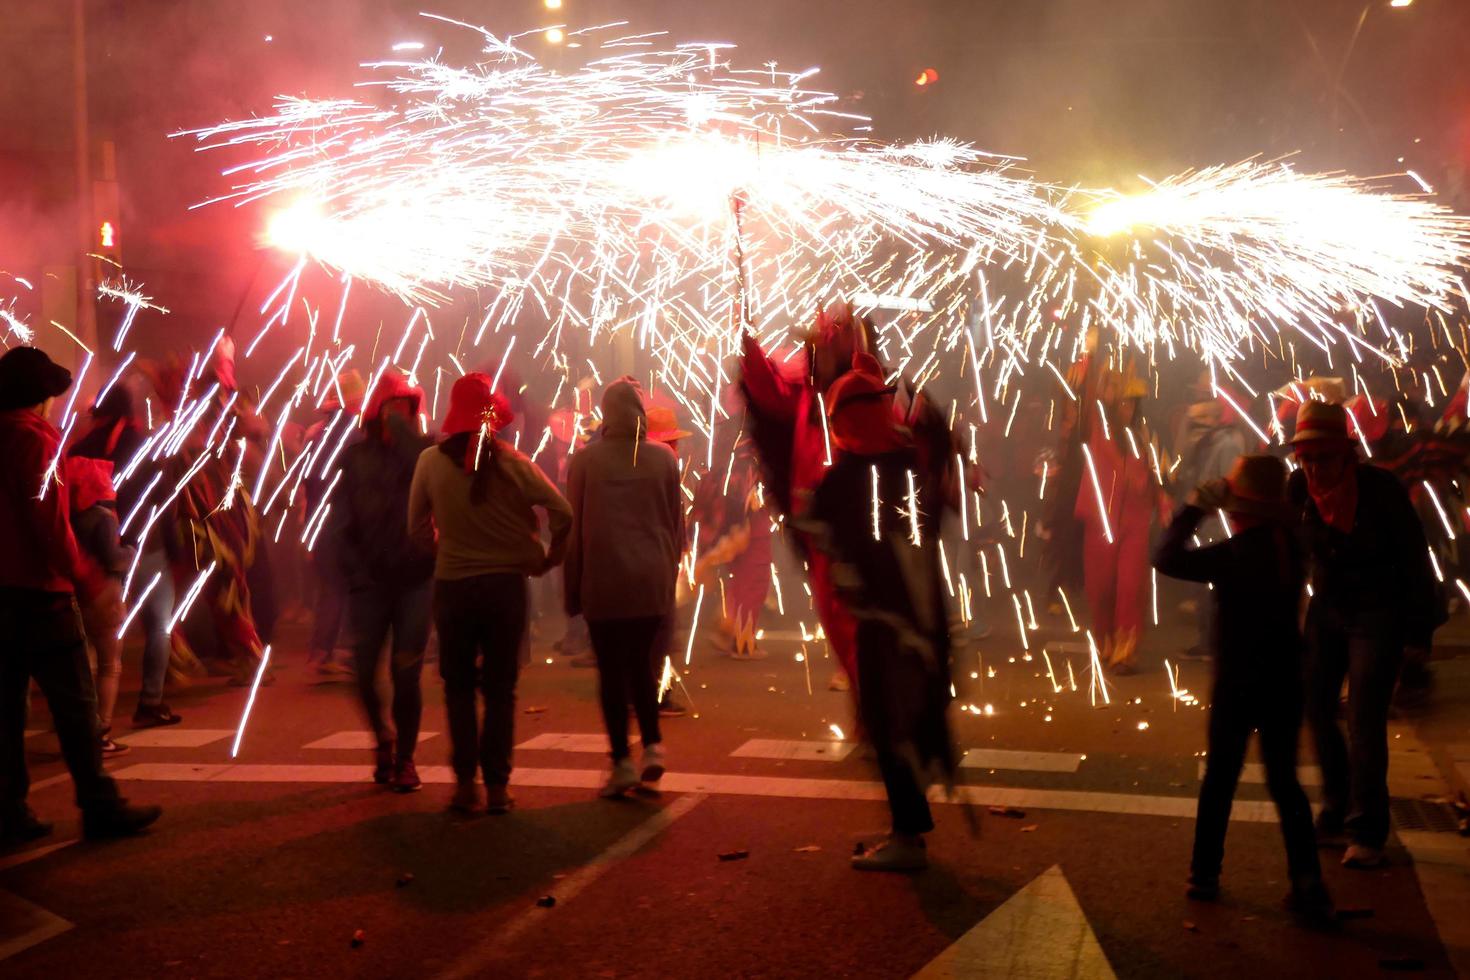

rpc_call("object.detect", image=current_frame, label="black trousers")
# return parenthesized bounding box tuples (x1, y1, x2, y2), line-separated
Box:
(350, 580, 431, 763)
(588, 616, 664, 761)
(1304, 609, 1403, 848)
(856, 620, 946, 837)
(0, 589, 120, 816)
(433, 574, 527, 787)
(1192, 675, 1320, 883)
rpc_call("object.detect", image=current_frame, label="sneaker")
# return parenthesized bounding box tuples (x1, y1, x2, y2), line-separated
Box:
(0, 807, 53, 847)
(132, 703, 183, 728)
(658, 695, 687, 718)
(851, 834, 928, 872)
(1185, 874, 1220, 901)
(1177, 645, 1210, 663)
(485, 784, 514, 815)
(1284, 878, 1336, 928)
(600, 758, 639, 798)
(373, 744, 394, 785)
(392, 759, 423, 794)
(640, 743, 666, 783)
(82, 801, 162, 840)
(1341, 844, 1384, 869)
(450, 781, 481, 814)
(99, 733, 131, 757)
(569, 653, 598, 669)
(828, 672, 851, 693)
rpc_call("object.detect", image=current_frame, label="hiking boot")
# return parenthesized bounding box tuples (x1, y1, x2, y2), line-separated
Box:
(373, 744, 394, 785)
(392, 759, 423, 794)
(600, 758, 639, 798)
(640, 743, 666, 784)
(82, 801, 162, 840)
(132, 703, 183, 728)
(658, 695, 687, 718)
(0, 807, 53, 847)
(851, 834, 927, 872)
(1341, 844, 1384, 869)
(450, 781, 481, 814)
(485, 783, 514, 815)
(1185, 874, 1220, 901)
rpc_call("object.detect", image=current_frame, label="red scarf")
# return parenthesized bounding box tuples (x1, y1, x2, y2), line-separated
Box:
(1309, 466, 1358, 534)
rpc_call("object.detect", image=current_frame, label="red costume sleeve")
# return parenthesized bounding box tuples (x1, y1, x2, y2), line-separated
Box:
(739, 332, 798, 423)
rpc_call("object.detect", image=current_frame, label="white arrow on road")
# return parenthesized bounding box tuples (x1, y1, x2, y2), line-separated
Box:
(912, 865, 1116, 979)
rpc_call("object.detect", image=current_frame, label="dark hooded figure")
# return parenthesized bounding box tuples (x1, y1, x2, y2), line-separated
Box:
(800, 352, 957, 873)
(565, 377, 685, 798)
(328, 369, 435, 793)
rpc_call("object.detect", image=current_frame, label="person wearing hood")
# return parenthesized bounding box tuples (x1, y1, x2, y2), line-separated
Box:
(0, 346, 161, 845)
(69, 379, 183, 728)
(801, 353, 958, 873)
(63, 455, 134, 755)
(1289, 400, 1442, 869)
(565, 378, 685, 797)
(1154, 455, 1332, 924)
(328, 369, 435, 792)
(409, 373, 572, 815)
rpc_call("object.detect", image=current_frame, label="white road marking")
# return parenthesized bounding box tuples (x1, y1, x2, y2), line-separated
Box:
(912, 865, 1116, 979)
(107, 762, 1281, 822)
(0, 840, 77, 873)
(1195, 760, 1322, 786)
(515, 732, 633, 753)
(435, 793, 706, 980)
(116, 728, 233, 748)
(961, 749, 1084, 773)
(302, 731, 440, 750)
(0, 889, 72, 964)
(730, 738, 854, 762)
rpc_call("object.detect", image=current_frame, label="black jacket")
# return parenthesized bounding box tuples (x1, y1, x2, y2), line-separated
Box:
(330, 415, 435, 591)
(1154, 505, 1304, 685)
(1286, 464, 1442, 648)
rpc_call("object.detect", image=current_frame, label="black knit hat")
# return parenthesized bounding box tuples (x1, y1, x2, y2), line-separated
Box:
(0, 346, 74, 411)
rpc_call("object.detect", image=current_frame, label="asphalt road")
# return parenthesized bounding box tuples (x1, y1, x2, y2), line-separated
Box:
(2, 606, 1465, 979)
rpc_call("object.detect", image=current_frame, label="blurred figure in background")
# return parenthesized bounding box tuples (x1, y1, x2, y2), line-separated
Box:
(306, 369, 364, 677)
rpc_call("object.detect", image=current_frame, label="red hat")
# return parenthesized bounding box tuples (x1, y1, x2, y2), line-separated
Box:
(825, 352, 908, 455)
(64, 455, 117, 512)
(363, 367, 424, 422)
(1291, 399, 1351, 446)
(442, 372, 513, 438)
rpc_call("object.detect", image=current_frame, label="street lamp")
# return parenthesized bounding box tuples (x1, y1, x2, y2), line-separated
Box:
(1389, 0, 1413, 8)
(545, 27, 565, 45)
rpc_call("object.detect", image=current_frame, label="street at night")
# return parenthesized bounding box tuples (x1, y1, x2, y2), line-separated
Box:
(6, 2, 1470, 978)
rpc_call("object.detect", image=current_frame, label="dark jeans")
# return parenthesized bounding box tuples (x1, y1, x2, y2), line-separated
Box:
(350, 579, 432, 763)
(1304, 609, 1403, 848)
(137, 548, 175, 706)
(587, 616, 664, 761)
(0, 589, 120, 815)
(434, 574, 527, 787)
(856, 620, 943, 837)
(1192, 675, 1320, 883)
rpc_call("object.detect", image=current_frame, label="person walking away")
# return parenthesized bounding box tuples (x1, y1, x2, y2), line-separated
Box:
(1289, 400, 1442, 868)
(69, 382, 182, 727)
(1154, 455, 1332, 924)
(330, 370, 435, 792)
(409, 373, 571, 815)
(643, 404, 694, 716)
(801, 353, 957, 872)
(0, 346, 160, 844)
(566, 379, 685, 797)
(63, 455, 134, 755)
